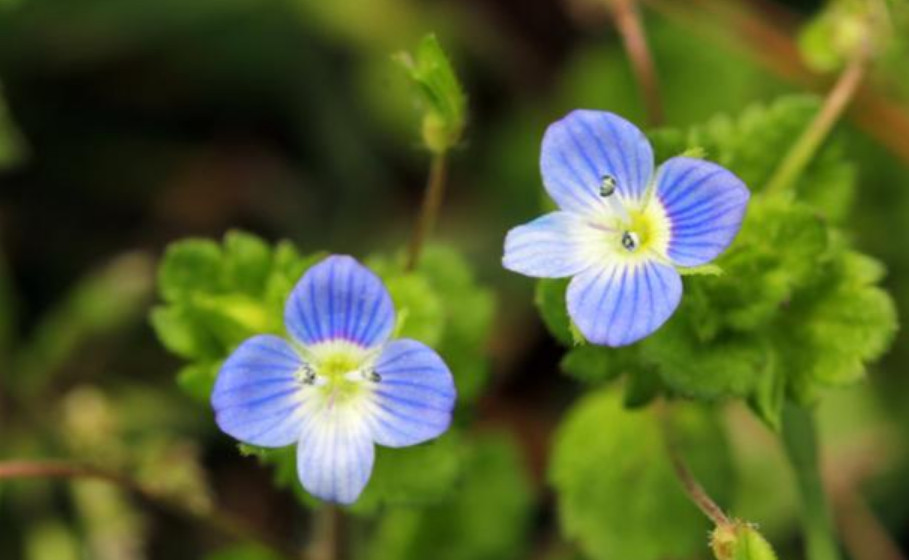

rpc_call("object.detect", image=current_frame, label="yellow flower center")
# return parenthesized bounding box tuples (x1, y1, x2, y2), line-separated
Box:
(607, 194, 672, 262)
(298, 341, 377, 407)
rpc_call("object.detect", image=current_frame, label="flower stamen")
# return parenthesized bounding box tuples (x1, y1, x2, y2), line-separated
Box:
(296, 363, 318, 386)
(621, 231, 640, 252)
(599, 175, 631, 225)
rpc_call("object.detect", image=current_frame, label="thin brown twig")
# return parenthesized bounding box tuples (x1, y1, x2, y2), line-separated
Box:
(823, 435, 907, 560)
(657, 404, 730, 527)
(0, 460, 294, 559)
(306, 505, 344, 560)
(665, 439, 731, 527)
(834, 486, 906, 560)
(643, 0, 909, 165)
(406, 152, 449, 271)
(610, 0, 664, 127)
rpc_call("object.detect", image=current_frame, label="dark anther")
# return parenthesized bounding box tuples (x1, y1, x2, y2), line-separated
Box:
(299, 364, 317, 385)
(621, 231, 639, 251)
(368, 370, 382, 383)
(599, 175, 617, 198)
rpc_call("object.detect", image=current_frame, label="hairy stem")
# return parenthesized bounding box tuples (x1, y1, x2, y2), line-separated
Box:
(764, 37, 871, 196)
(666, 442, 730, 526)
(782, 404, 842, 560)
(658, 404, 730, 527)
(611, 0, 664, 127)
(406, 152, 449, 271)
(0, 460, 292, 559)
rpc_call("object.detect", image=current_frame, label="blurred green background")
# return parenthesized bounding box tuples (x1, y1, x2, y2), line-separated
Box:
(1, 0, 907, 559)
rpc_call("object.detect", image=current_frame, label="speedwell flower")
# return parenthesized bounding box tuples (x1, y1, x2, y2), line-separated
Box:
(211, 255, 456, 504)
(503, 110, 749, 347)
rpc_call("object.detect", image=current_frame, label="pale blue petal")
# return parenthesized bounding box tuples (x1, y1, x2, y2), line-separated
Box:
(655, 157, 750, 267)
(285, 255, 395, 348)
(503, 211, 608, 278)
(211, 335, 309, 447)
(540, 110, 654, 216)
(567, 260, 682, 347)
(367, 339, 456, 448)
(296, 409, 375, 505)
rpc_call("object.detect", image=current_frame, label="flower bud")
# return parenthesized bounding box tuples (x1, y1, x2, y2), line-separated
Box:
(711, 521, 779, 560)
(395, 34, 466, 154)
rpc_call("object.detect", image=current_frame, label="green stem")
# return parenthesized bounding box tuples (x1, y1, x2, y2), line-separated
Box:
(406, 152, 449, 271)
(781, 404, 842, 560)
(764, 38, 871, 196)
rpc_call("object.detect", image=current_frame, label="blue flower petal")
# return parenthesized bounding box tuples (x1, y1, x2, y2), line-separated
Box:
(541, 110, 654, 216)
(367, 339, 456, 447)
(211, 335, 309, 447)
(296, 409, 375, 505)
(655, 157, 750, 267)
(503, 211, 608, 278)
(567, 260, 682, 346)
(285, 255, 395, 349)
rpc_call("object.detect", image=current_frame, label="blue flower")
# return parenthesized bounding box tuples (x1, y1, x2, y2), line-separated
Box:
(211, 255, 457, 504)
(503, 110, 750, 347)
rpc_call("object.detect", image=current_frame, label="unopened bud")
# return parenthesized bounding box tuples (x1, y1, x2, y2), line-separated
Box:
(711, 521, 779, 560)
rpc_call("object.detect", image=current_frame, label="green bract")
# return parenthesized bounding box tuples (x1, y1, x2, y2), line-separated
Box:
(711, 521, 780, 560)
(550, 390, 733, 560)
(395, 34, 466, 154)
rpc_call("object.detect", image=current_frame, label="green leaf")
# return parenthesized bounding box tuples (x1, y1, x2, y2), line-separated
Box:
(682, 96, 856, 223)
(176, 362, 221, 403)
(370, 245, 495, 403)
(622, 366, 663, 409)
(151, 231, 320, 403)
(684, 196, 831, 337)
(158, 239, 224, 304)
(351, 433, 463, 514)
(395, 34, 466, 154)
(643, 319, 771, 400)
(560, 344, 635, 386)
(222, 231, 272, 296)
(550, 390, 733, 560)
(419, 246, 495, 402)
(779, 251, 898, 403)
(748, 349, 785, 431)
(366, 433, 533, 560)
(383, 273, 445, 346)
(149, 306, 222, 360)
